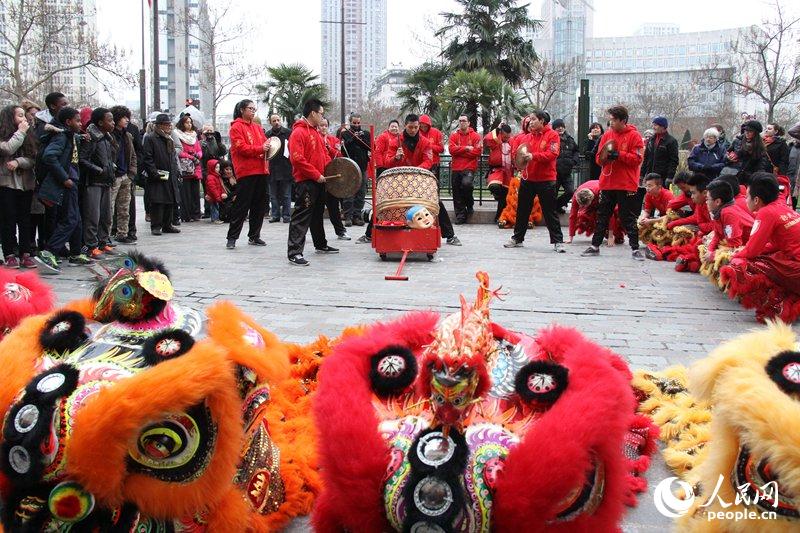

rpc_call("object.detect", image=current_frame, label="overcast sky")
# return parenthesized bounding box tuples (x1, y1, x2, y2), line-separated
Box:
(97, 0, 791, 106)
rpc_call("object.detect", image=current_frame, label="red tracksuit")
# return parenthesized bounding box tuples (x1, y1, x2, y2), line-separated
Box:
(668, 191, 693, 212)
(515, 125, 559, 182)
(325, 133, 342, 159)
(643, 188, 674, 216)
(708, 203, 754, 252)
(229, 118, 269, 178)
(484, 131, 512, 187)
(385, 133, 433, 170)
(595, 124, 643, 191)
(419, 115, 444, 166)
(669, 200, 713, 234)
(734, 201, 800, 260)
(289, 119, 330, 182)
(448, 128, 482, 172)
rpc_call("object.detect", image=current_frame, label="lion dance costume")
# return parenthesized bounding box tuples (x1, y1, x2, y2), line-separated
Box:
(0, 268, 53, 341)
(498, 176, 543, 229)
(634, 322, 800, 531)
(313, 272, 656, 532)
(0, 253, 317, 531)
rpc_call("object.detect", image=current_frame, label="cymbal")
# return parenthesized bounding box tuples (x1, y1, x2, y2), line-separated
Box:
(266, 137, 281, 160)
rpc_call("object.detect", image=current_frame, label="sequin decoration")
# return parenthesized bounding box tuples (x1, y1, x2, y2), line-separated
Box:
(416, 431, 455, 467)
(14, 404, 39, 433)
(734, 446, 799, 519)
(409, 523, 446, 533)
(155, 337, 182, 357)
(14, 495, 46, 524)
(488, 341, 529, 399)
(527, 373, 556, 394)
(48, 481, 95, 523)
(413, 476, 453, 517)
(2, 282, 32, 302)
(378, 355, 407, 378)
(8, 445, 31, 474)
(783, 362, 800, 384)
(235, 418, 285, 514)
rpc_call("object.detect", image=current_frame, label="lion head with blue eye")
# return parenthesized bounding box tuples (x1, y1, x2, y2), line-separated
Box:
(91, 253, 174, 323)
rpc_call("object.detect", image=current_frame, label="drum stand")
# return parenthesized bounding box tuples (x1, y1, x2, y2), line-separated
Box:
(385, 250, 411, 281)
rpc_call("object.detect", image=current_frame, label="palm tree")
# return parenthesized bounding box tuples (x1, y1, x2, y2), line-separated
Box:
(440, 69, 528, 134)
(255, 63, 328, 126)
(436, 0, 542, 87)
(397, 62, 450, 115)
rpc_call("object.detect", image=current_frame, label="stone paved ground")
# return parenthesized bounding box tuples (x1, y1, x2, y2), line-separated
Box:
(42, 199, 792, 531)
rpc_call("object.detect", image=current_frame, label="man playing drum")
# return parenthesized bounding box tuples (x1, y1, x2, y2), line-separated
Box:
(287, 99, 339, 266)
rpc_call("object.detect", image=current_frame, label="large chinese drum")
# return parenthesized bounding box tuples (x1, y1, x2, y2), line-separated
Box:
(375, 167, 440, 222)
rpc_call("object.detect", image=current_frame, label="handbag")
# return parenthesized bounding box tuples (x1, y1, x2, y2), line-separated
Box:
(178, 157, 196, 176)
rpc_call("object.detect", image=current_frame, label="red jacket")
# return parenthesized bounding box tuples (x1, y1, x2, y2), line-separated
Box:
(325, 133, 342, 159)
(229, 118, 268, 178)
(569, 180, 600, 237)
(734, 185, 748, 211)
(596, 125, 643, 191)
(643, 188, 674, 216)
(204, 159, 225, 203)
(708, 203, 754, 252)
(419, 115, 444, 165)
(385, 133, 433, 170)
(484, 131, 512, 187)
(734, 200, 800, 260)
(289, 119, 330, 183)
(374, 131, 391, 169)
(448, 128, 482, 172)
(668, 200, 713, 234)
(515, 125, 559, 182)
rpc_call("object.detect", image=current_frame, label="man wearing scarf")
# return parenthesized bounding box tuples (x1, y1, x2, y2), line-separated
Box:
(384, 114, 461, 246)
(141, 114, 181, 236)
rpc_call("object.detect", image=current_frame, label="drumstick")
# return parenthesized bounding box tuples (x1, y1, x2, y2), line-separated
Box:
(323, 174, 342, 179)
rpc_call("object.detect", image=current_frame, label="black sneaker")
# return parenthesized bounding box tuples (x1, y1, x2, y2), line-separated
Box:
(581, 246, 600, 257)
(268, 217, 280, 223)
(226, 239, 236, 249)
(315, 246, 339, 254)
(163, 227, 181, 234)
(248, 238, 267, 246)
(446, 236, 462, 246)
(289, 255, 309, 266)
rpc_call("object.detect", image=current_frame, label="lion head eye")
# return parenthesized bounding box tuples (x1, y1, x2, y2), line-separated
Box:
(138, 426, 185, 460)
(766, 351, 800, 395)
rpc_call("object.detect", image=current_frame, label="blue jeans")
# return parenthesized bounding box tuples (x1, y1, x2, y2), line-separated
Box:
(46, 185, 82, 256)
(269, 179, 292, 221)
(210, 202, 219, 221)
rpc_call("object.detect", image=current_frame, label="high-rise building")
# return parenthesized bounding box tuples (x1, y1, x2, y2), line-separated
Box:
(152, 0, 213, 117)
(0, 0, 98, 105)
(321, 0, 387, 117)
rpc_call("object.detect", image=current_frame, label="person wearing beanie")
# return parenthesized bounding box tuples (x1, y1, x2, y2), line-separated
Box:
(552, 119, 579, 213)
(641, 115, 678, 186)
(726, 120, 771, 178)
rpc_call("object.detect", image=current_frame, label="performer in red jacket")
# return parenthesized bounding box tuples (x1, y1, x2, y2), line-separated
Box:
(484, 124, 513, 223)
(287, 99, 338, 266)
(581, 105, 645, 260)
(419, 114, 444, 174)
(373, 120, 399, 175)
(638, 173, 673, 225)
(225, 99, 269, 249)
(667, 174, 714, 235)
(448, 115, 482, 223)
(506, 110, 565, 252)
(704, 179, 754, 261)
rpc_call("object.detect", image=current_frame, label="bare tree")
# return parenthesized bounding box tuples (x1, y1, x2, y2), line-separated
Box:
(704, 0, 800, 122)
(628, 81, 706, 129)
(520, 59, 578, 110)
(177, 3, 258, 129)
(0, 0, 131, 103)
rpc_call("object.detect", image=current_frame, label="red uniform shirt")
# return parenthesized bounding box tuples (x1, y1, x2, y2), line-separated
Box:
(448, 128, 482, 172)
(484, 131, 512, 187)
(229, 118, 268, 178)
(643, 187, 674, 216)
(325, 133, 342, 159)
(595, 124, 643, 191)
(420, 115, 444, 165)
(734, 185, 748, 211)
(734, 201, 800, 260)
(668, 200, 713, 234)
(569, 180, 600, 237)
(668, 191, 693, 212)
(373, 130, 391, 169)
(385, 133, 433, 170)
(289, 119, 330, 183)
(708, 203, 754, 252)
(515, 125, 559, 182)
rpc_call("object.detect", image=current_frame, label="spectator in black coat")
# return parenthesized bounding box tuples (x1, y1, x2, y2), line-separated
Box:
(764, 122, 790, 176)
(200, 124, 228, 218)
(338, 113, 371, 225)
(552, 118, 579, 212)
(641, 116, 679, 185)
(585, 122, 604, 181)
(141, 114, 182, 236)
(266, 114, 293, 223)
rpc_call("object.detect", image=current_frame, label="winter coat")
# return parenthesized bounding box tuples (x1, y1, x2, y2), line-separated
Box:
(266, 125, 292, 181)
(596, 124, 644, 192)
(515, 125, 560, 182)
(585, 136, 602, 181)
(420, 115, 444, 165)
(373, 130, 392, 170)
(200, 131, 228, 175)
(0, 129, 36, 191)
(688, 141, 726, 178)
(385, 132, 433, 170)
(79, 123, 118, 187)
(289, 119, 330, 182)
(111, 128, 137, 179)
(448, 128, 482, 172)
(788, 142, 799, 189)
(142, 129, 181, 205)
(764, 136, 790, 176)
(37, 121, 79, 206)
(556, 132, 580, 177)
(177, 132, 203, 180)
(229, 118, 268, 178)
(727, 137, 772, 175)
(641, 132, 679, 183)
(340, 127, 371, 171)
(205, 159, 225, 203)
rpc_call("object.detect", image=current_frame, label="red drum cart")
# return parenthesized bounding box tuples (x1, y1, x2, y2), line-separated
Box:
(371, 166, 441, 280)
